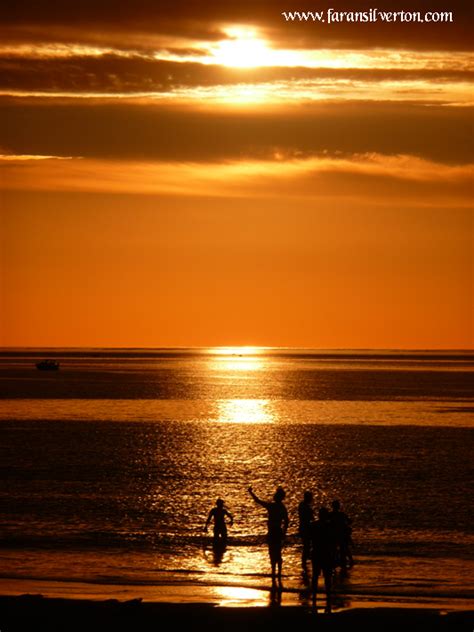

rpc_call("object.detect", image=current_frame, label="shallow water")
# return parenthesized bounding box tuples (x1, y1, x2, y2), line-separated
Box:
(0, 349, 473, 608)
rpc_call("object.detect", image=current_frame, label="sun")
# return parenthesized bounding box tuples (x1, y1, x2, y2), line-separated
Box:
(211, 27, 271, 68)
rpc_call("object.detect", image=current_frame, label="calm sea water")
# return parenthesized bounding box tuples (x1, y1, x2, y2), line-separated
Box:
(0, 349, 473, 608)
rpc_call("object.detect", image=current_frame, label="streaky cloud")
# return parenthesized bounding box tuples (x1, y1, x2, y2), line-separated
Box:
(2, 154, 472, 208)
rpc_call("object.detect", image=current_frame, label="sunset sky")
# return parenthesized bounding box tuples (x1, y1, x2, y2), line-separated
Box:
(0, 0, 472, 348)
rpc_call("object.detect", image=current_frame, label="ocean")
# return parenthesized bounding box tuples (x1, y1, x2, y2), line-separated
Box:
(0, 348, 473, 608)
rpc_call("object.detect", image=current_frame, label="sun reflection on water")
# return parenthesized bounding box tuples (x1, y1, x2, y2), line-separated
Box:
(209, 346, 264, 356)
(205, 348, 276, 423)
(207, 346, 267, 374)
(213, 585, 268, 607)
(217, 399, 274, 424)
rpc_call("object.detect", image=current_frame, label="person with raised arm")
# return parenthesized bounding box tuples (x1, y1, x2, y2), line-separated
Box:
(248, 485, 289, 584)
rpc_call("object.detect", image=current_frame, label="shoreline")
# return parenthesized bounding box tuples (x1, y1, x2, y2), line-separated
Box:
(1, 576, 473, 610)
(1, 575, 473, 610)
(1, 572, 473, 604)
(0, 594, 473, 632)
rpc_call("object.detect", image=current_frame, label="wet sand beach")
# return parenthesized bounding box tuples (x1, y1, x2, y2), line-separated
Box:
(1, 594, 473, 632)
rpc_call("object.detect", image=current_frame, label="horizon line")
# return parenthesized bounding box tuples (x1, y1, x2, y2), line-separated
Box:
(0, 346, 473, 353)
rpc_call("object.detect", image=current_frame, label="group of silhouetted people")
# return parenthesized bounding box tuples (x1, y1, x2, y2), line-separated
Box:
(204, 487, 353, 613)
(299, 492, 353, 567)
(298, 492, 353, 612)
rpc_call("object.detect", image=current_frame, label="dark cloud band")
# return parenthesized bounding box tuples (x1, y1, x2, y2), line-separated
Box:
(1, 99, 472, 164)
(0, 56, 472, 94)
(0, 0, 472, 51)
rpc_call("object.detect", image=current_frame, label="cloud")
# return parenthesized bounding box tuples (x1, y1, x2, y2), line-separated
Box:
(0, 153, 74, 160)
(0, 54, 472, 98)
(0, 0, 472, 51)
(2, 154, 472, 208)
(1, 99, 472, 165)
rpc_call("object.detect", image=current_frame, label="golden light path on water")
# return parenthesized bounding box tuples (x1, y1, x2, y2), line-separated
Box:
(212, 585, 268, 607)
(216, 399, 274, 424)
(207, 347, 276, 424)
(208, 346, 265, 356)
(207, 347, 267, 374)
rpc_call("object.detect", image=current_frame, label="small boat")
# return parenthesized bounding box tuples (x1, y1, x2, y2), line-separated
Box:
(36, 360, 60, 371)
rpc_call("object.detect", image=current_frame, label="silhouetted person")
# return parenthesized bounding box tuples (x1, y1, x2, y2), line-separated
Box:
(330, 499, 353, 569)
(298, 491, 314, 566)
(248, 486, 289, 584)
(204, 498, 233, 546)
(310, 507, 336, 614)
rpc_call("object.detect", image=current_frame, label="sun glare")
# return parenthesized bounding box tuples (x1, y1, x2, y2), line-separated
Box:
(211, 27, 271, 68)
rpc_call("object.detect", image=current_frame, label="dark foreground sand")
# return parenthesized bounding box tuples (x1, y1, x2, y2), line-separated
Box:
(0, 596, 473, 632)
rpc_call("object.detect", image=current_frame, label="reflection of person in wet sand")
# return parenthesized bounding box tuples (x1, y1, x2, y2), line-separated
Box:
(204, 498, 233, 545)
(248, 486, 289, 584)
(310, 507, 336, 614)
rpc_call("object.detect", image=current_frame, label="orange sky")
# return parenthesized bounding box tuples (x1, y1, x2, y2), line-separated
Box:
(0, 1, 472, 348)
